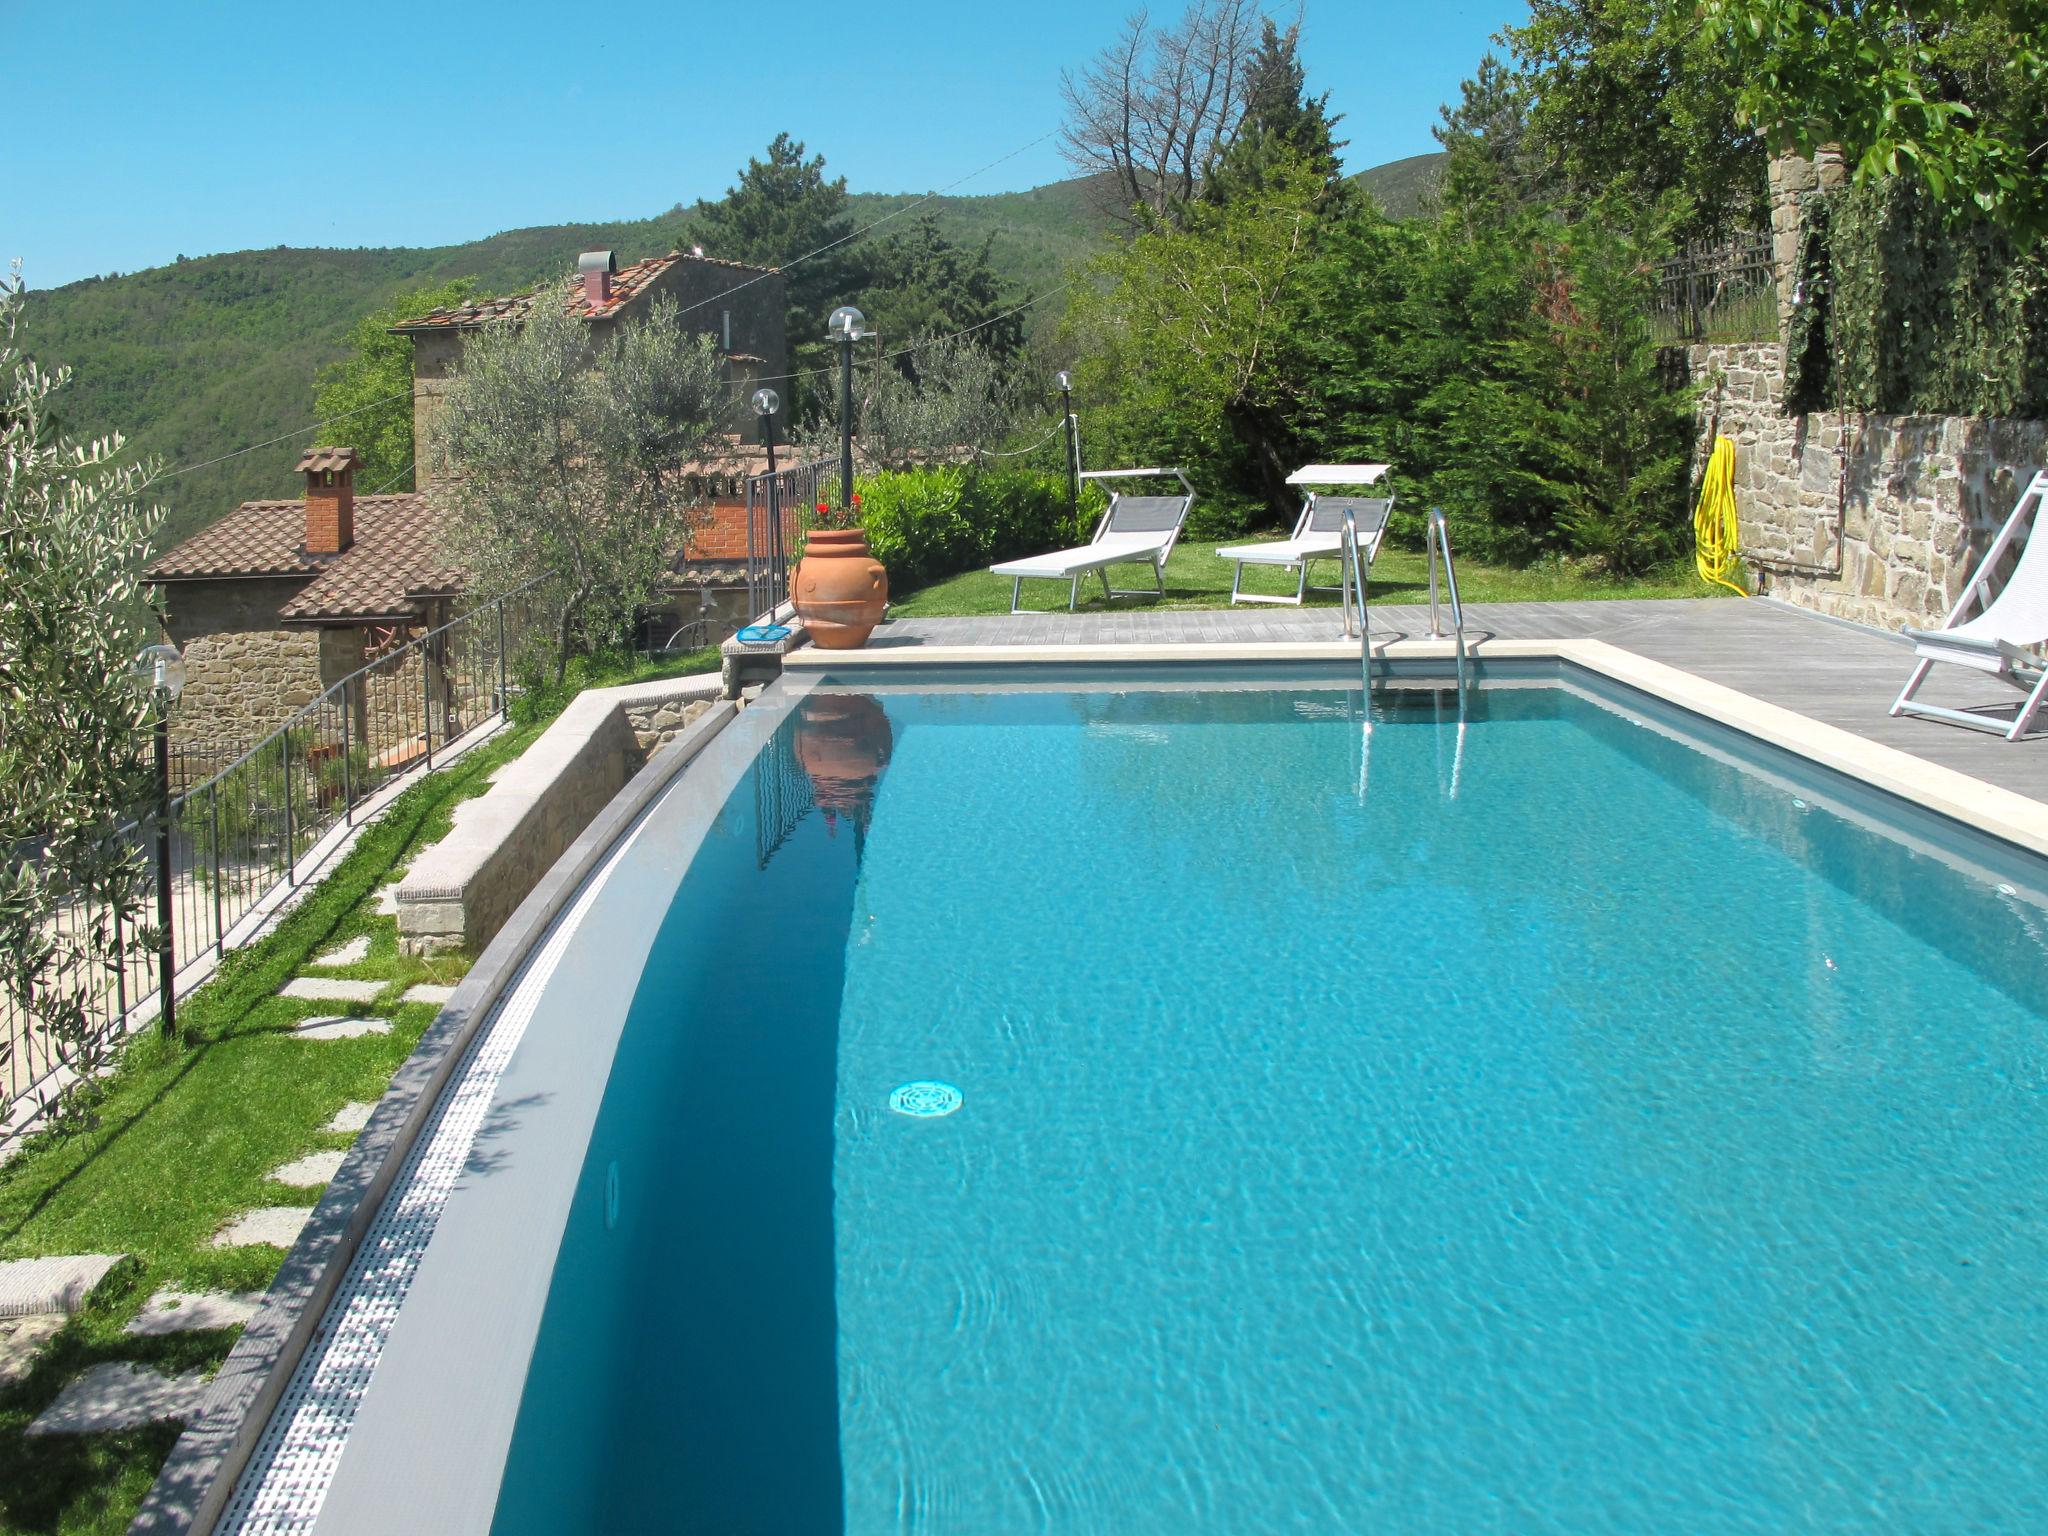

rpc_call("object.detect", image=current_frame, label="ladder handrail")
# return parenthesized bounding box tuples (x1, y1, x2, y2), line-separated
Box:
(1427, 507, 1469, 709)
(1342, 509, 1371, 693)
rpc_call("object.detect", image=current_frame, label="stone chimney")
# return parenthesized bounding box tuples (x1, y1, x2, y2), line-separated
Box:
(578, 250, 617, 308)
(297, 446, 361, 555)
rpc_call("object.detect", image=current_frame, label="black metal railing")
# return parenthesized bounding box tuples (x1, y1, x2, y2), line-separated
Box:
(4, 583, 541, 1137)
(1651, 232, 1777, 344)
(744, 459, 829, 621)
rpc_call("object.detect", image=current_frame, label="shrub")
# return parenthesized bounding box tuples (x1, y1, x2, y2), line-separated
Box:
(856, 466, 1093, 590)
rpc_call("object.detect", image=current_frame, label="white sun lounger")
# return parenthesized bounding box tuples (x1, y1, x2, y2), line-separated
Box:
(1891, 469, 2048, 741)
(1216, 464, 1394, 605)
(990, 467, 1195, 613)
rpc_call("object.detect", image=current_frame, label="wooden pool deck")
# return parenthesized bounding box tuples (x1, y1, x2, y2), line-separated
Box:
(863, 598, 2048, 805)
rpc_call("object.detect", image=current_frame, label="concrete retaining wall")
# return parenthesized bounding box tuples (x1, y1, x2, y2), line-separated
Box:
(396, 673, 721, 953)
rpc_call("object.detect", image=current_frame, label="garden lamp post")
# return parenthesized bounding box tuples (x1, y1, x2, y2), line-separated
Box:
(752, 386, 781, 478)
(753, 386, 783, 606)
(827, 305, 868, 512)
(130, 643, 185, 1040)
(1056, 370, 1079, 528)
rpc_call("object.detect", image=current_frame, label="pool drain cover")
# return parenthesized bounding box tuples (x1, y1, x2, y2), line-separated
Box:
(890, 1081, 963, 1118)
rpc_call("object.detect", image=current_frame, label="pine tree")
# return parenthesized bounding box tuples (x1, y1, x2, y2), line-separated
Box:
(1206, 20, 1348, 205)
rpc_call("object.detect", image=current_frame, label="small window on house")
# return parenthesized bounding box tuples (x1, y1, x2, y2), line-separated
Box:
(723, 310, 731, 352)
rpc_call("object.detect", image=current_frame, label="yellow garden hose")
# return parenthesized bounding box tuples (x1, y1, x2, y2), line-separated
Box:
(1694, 436, 1749, 596)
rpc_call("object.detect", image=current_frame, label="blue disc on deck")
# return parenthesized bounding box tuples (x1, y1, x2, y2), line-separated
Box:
(735, 624, 791, 645)
(889, 1081, 963, 1118)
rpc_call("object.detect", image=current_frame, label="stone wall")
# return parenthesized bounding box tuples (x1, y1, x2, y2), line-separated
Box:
(161, 580, 326, 754)
(396, 673, 723, 954)
(1691, 340, 2048, 630)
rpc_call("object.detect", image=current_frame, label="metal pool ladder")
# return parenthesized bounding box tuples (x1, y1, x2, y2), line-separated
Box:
(1343, 505, 1470, 709)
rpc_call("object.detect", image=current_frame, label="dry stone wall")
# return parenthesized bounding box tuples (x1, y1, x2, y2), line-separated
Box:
(161, 580, 326, 753)
(1691, 341, 2048, 631)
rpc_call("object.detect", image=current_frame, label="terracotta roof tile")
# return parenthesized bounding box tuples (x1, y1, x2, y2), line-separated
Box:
(148, 494, 460, 624)
(389, 251, 774, 334)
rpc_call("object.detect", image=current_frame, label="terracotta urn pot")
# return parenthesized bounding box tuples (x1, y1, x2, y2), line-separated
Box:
(792, 529, 888, 649)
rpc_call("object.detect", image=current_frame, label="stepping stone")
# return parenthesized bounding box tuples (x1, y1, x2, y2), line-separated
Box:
(313, 935, 372, 967)
(0, 1315, 65, 1389)
(0, 1254, 124, 1318)
(271, 1150, 346, 1188)
(212, 1207, 311, 1249)
(401, 983, 456, 1006)
(292, 1015, 392, 1041)
(326, 1101, 376, 1133)
(126, 1289, 264, 1338)
(373, 884, 402, 916)
(26, 1362, 207, 1436)
(281, 976, 386, 1004)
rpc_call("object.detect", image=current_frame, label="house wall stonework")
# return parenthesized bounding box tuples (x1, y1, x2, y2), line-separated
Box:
(162, 580, 326, 751)
(1689, 340, 2048, 631)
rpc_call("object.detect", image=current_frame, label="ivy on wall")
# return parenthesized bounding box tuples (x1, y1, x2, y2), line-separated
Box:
(1804, 179, 2048, 417)
(1782, 193, 1832, 415)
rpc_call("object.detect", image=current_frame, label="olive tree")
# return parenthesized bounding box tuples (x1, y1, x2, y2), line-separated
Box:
(436, 289, 730, 681)
(0, 263, 164, 1100)
(801, 335, 1020, 474)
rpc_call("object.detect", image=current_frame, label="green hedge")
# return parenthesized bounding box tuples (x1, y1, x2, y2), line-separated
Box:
(1796, 180, 2048, 418)
(855, 467, 1099, 590)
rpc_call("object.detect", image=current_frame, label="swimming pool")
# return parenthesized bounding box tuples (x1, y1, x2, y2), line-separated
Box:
(265, 666, 2048, 1534)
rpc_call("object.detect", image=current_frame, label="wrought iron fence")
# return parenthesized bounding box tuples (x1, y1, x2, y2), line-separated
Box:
(4, 583, 542, 1138)
(1651, 232, 1777, 344)
(744, 459, 830, 621)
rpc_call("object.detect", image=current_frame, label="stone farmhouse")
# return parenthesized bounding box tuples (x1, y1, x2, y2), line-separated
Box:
(147, 250, 790, 752)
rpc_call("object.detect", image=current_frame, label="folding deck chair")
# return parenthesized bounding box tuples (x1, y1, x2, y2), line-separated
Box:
(989, 468, 1195, 614)
(1891, 470, 2048, 741)
(1215, 464, 1394, 605)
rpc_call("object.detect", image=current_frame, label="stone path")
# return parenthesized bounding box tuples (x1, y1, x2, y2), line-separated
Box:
(26, 1361, 208, 1436)
(313, 935, 372, 967)
(212, 1207, 311, 1249)
(281, 976, 386, 1004)
(292, 1016, 392, 1041)
(0, 1315, 65, 1389)
(373, 884, 401, 917)
(126, 1289, 264, 1337)
(326, 1101, 375, 1133)
(0, 1253, 124, 1317)
(401, 983, 456, 1006)
(271, 1150, 346, 1188)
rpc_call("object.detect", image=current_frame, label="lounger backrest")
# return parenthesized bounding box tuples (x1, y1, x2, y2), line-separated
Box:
(1976, 472, 2048, 635)
(1306, 495, 1392, 537)
(1103, 495, 1193, 536)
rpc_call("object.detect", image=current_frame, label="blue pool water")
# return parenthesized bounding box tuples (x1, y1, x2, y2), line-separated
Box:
(491, 679, 2048, 1534)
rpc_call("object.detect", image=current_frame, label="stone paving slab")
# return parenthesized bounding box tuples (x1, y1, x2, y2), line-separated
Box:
(312, 935, 372, 967)
(292, 1016, 392, 1041)
(26, 1361, 208, 1436)
(126, 1289, 264, 1337)
(271, 1150, 346, 1188)
(326, 1101, 376, 1133)
(212, 1207, 311, 1249)
(400, 983, 457, 1006)
(0, 1314, 65, 1389)
(0, 1254, 125, 1318)
(281, 976, 387, 1004)
(373, 884, 401, 916)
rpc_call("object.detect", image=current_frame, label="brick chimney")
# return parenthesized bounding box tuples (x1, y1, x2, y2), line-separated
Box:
(296, 446, 360, 555)
(578, 249, 617, 308)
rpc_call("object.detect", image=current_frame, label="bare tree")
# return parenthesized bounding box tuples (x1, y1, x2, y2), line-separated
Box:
(1060, 0, 1263, 228)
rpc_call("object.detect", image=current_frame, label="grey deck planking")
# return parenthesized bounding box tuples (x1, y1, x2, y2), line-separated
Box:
(867, 599, 2047, 804)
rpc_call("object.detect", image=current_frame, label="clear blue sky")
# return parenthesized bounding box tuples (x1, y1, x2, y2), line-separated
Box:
(3, 0, 1522, 290)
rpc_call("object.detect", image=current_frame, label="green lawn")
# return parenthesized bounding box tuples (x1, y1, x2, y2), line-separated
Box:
(886, 538, 1731, 619)
(0, 645, 719, 1536)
